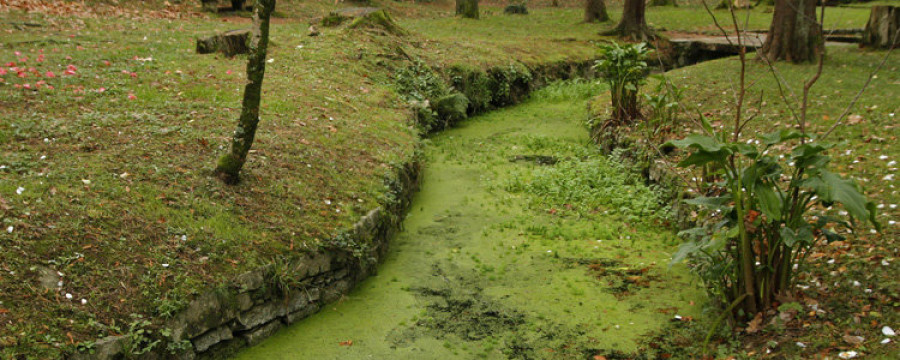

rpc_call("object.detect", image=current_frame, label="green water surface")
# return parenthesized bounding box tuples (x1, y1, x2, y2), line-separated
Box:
(235, 82, 705, 360)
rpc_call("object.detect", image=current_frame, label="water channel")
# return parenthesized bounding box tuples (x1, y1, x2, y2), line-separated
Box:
(236, 81, 705, 359)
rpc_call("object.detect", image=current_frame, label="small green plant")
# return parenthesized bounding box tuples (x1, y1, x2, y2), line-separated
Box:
(394, 61, 450, 131)
(642, 75, 683, 137)
(593, 42, 650, 125)
(123, 315, 161, 356)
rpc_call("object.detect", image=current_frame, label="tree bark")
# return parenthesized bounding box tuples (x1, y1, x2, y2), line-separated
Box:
(761, 0, 822, 63)
(456, 0, 479, 19)
(604, 0, 654, 41)
(584, 0, 610, 23)
(215, 0, 276, 184)
(861, 6, 900, 49)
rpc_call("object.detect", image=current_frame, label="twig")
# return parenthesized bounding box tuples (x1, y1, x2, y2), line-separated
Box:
(701, 0, 734, 44)
(821, 27, 900, 140)
(799, 2, 828, 137)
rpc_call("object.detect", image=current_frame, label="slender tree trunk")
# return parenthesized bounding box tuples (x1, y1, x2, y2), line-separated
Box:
(584, 0, 610, 23)
(761, 0, 822, 62)
(215, 0, 276, 184)
(456, 0, 479, 19)
(604, 0, 654, 41)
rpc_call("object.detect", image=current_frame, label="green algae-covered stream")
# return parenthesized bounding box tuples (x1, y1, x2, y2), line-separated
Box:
(236, 82, 705, 359)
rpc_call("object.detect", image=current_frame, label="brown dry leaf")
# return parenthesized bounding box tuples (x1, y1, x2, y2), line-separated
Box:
(842, 334, 865, 345)
(339, 340, 353, 346)
(746, 312, 764, 334)
(848, 114, 864, 125)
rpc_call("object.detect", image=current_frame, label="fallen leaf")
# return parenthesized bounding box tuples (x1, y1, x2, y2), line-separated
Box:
(746, 312, 764, 334)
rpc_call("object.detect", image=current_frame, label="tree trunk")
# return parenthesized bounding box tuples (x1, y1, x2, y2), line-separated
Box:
(604, 0, 654, 41)
(861, 6, 900, 49)
(215, 0, 276, 184)
(584, 0, 610, 23)
(456, 0, 479, 19)
(761, 0, 822, 63)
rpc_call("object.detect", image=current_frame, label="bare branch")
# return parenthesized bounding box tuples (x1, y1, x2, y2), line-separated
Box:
(821, 27, 900, 139)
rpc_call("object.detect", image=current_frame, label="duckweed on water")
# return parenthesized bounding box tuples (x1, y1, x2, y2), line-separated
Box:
(235, 80, 704, 360)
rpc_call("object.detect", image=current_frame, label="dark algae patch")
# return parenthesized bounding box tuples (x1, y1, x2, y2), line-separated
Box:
(235, 81, 705, 359)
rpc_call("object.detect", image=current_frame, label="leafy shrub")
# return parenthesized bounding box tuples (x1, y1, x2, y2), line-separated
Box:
(669, 122, 879, 319)
(593, 42, 650, 125)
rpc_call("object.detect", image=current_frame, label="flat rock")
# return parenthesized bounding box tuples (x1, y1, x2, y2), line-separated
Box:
(192, 326, 233, 353)
(243, 320, 283, 347)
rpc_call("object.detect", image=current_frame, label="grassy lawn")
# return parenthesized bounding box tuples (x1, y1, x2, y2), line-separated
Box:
(0, 0, 896, 358)
(0, 5, 422, 358)
(591, 44, 899, 357)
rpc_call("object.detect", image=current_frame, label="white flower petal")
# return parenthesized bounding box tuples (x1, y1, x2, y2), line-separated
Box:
(884, 326, 896, 337)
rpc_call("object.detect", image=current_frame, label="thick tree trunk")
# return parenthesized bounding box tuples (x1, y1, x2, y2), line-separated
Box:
(215, 0, 276, 184)
(456, 0, 479, 19)
(584, 0, 610, 23)
(761, 0, 822, 63)
(604, 0, 654, 41)
(861, 6, 900, 49)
